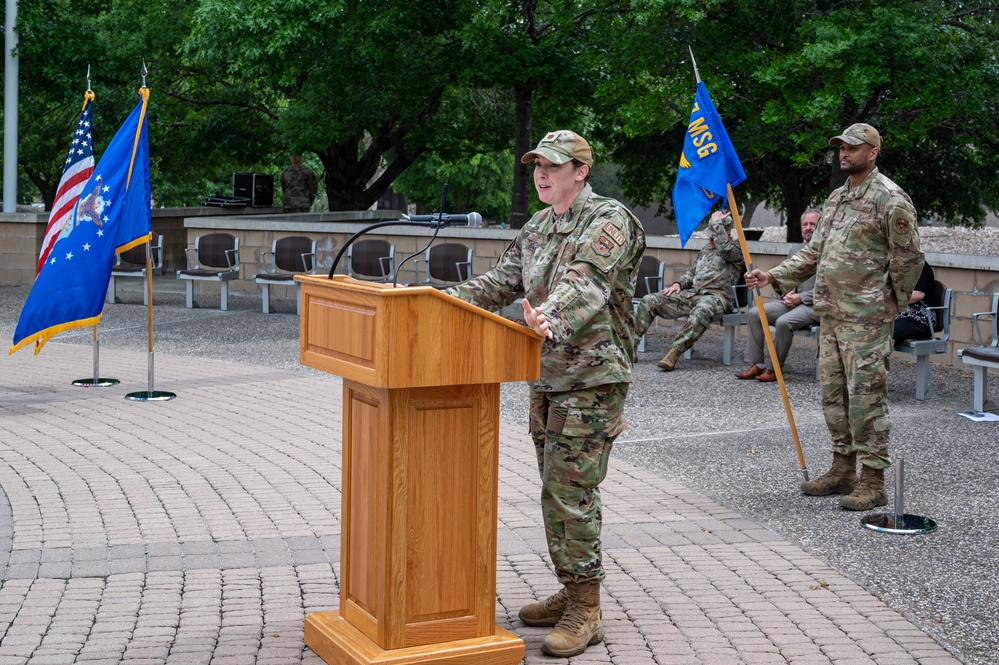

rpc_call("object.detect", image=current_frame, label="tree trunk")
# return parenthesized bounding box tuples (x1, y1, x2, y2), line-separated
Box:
(317, 140, 420, 212)
(829, 147, 848, 192)
(776, 160, 823, 243)
(740, 200, 760, 226)
(510, 84, 533, 229)
(24, 169, 57, 211)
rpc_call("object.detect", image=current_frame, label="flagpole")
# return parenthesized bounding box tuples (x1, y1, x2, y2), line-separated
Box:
(124, 74, 175, 403)
(72, 323, 120, 387)
(727, 183, 809, 480)
(125, 236, 175, 402)
(688, 46, 701, 83)
(69, 73, 117, 388)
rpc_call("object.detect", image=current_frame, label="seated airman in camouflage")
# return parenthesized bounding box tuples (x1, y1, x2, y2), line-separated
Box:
(634, 210, 745, 371)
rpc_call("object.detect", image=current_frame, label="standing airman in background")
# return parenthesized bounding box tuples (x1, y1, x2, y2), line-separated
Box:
(280, 154, 318, 213)
(746, 123, 924, 511)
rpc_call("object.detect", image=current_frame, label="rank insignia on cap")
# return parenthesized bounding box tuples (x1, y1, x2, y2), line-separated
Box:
(593, 235, 614, 257)
(894, 218, 910, 234)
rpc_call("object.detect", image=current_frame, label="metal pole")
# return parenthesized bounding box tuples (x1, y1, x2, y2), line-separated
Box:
(93, 325, 99, 383)
(893, 458, 905, 529)
(3, 0, 19, 212)
(862, 456, 937, 534)
(72, 324, 119, 387)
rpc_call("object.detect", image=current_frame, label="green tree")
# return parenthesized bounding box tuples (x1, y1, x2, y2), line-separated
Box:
(392, 151, 514, 223)
(597, 0, 999, 240)
(10, 0, 280, 208)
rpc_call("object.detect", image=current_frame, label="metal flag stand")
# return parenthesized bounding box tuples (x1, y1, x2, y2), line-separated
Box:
(72, 324, 120, 387)
(125, 71, 175, 403)
(125, 233, 176, 403)
(66, 72, 117, 388)
(861, 457, 937, 534)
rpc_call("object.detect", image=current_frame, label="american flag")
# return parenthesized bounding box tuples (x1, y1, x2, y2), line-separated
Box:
(37, 94, 95, 274)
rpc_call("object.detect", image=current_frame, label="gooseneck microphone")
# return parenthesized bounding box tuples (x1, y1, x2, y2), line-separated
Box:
(326, 183, 479, 282)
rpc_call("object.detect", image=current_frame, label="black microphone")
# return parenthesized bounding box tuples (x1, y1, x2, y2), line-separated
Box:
(406, 212, 483, 227)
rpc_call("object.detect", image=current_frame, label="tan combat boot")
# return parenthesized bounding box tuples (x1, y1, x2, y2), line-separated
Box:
(541, 580, 604, 657)
(840, 466, 888, 511)
(801, 452, 858, 496)
(657, 347, 682, 371)
(518, 586, 568, 627)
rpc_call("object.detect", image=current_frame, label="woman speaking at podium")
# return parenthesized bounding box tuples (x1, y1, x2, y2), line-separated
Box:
(446, 130, 645, 657)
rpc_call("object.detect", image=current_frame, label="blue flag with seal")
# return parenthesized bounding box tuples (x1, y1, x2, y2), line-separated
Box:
(11, 88, 152, 355)
(672, 81, 746, 247)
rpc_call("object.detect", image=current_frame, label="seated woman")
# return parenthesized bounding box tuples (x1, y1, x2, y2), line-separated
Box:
(894, 261, 936, 342)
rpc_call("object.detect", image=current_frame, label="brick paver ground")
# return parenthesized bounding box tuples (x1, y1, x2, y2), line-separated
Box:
(0, 342, 962, 664)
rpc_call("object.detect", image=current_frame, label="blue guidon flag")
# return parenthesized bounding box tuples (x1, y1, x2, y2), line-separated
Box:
(11, 88, 152, 355)
(672, 81, 746, 247)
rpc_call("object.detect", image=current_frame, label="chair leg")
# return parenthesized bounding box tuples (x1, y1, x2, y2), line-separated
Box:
(220, 282, 229, 311)
(106, 276, 117, 305)
(262, 284, 271, 314)
(296, 283, 302, 316)
(914, 354, 939, 401)
(142, 279, 149, 307)
(186, 281, 194, 309)
(723, 326, 735, 365)
(973, 365, 988, 412)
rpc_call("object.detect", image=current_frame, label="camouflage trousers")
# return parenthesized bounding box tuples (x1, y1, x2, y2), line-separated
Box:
(819, 316, 893, 469)
(634, 290, 730, 353)
(528, 383, 628, 584)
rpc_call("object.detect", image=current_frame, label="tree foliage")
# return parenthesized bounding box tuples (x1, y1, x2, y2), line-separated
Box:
(596, 0, 999, 239)
(6, 0, 999, 235)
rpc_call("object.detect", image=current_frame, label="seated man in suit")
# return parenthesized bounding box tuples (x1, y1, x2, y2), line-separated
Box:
(634, 210, 745, 371)
(736, 209, 821, 382)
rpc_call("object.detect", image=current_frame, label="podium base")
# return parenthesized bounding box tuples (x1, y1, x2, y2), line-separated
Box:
(305, 611, 525, 665)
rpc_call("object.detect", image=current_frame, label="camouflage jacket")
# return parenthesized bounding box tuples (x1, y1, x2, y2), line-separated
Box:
(787, 243, 816, 306)
(769, 168, 923, 323)
(447, 184, 646, 392)
(674, 236, 744, 310)
(281, 165, 318, 212)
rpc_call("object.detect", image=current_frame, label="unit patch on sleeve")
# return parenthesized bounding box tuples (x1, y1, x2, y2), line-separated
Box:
(593, 235, 614, 257)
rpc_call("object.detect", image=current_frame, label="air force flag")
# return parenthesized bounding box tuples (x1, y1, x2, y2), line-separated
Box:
(11, 89, 152, 355)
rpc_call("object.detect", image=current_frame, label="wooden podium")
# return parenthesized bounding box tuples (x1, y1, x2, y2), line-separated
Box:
(296, 275, 541, 665)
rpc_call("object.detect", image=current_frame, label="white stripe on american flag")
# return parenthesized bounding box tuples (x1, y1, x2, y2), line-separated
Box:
(37, 108, 95, 274)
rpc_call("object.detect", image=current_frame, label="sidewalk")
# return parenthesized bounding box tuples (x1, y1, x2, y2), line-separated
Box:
(0, 283, 993, 664)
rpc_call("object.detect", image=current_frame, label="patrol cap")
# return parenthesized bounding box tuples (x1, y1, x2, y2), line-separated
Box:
(521, 130, 594, 167)
(828, 123, 881, 149)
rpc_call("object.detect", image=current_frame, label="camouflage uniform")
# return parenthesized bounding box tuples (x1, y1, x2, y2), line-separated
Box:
(281, 164, 318, 213)
(767, 167, 923, 468)
(447, 183, 645, 583)
(634, 216, 744, 353)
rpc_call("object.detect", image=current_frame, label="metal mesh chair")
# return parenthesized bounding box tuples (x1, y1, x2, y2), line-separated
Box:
(414, 242, 473, 288)
(346, 239, 395, 281)
(176, 232, 240, 310)
(107, 232, 163, 305)
(254, 236, 317, 314)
